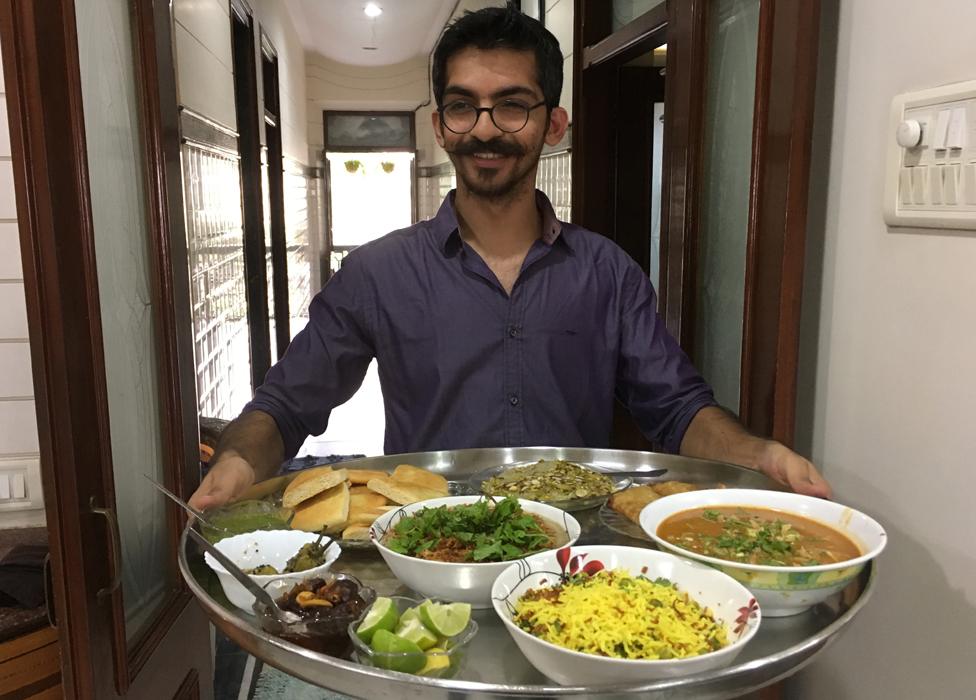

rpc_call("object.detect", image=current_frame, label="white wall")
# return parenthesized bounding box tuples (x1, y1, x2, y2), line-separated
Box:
(0, 43, 44, 529)
(174, 0, 309, 163)
(791, 1, 976, 697)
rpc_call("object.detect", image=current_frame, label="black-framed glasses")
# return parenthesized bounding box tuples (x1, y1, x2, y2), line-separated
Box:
(439, 99, 547, 134)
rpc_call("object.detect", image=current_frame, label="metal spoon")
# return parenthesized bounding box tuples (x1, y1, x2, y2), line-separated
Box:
(186, 527, 301, 628)
(143, 474, 227, 534)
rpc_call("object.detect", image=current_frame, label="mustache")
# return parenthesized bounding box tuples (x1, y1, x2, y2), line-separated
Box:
(448, 137, 525, 157)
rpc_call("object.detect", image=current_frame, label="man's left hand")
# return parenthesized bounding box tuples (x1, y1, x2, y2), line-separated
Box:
(756, 441, 832, 498)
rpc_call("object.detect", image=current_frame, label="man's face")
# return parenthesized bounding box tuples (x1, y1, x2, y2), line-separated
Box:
(433, 47, 568, 201)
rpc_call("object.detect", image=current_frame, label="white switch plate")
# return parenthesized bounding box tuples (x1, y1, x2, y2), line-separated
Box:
(884, 79, 976, 230)
(0, 457, 43, 511)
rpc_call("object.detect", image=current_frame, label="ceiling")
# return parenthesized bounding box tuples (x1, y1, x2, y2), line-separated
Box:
(283, 0, 458, 67)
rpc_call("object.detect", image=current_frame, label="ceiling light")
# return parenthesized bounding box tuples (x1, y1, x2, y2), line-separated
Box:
(364, 3, 382, 18)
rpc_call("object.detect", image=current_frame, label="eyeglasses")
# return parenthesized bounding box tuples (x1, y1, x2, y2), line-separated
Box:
(439, 99, 547, 134)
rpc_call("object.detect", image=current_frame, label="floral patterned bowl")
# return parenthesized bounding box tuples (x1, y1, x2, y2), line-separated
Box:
(639, 489, 887, 617)
(490, 545, 760, 686)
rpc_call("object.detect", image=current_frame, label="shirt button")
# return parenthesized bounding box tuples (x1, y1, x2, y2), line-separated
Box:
(508, 325, 520, 338)
(508, 394, 520, 406)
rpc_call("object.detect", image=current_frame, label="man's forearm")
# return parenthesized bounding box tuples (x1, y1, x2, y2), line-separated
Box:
(678, 405, 770, 469)
(212, 410, 286, 482)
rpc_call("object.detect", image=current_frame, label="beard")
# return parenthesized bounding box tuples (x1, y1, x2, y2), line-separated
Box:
(445, 135, 544, 202)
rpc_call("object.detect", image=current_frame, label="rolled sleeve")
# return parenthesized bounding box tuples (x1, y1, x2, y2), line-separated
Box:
(243, 254, 375, 459)
(614, 262, 717, 454)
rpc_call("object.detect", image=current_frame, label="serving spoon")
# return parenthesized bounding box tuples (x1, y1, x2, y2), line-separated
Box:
(186, 527, 301, 629)
(144, 474, 227, 534)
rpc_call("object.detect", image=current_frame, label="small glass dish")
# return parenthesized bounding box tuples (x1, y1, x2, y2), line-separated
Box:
(347, 595, 478, 678)
(254, 573, 376, 659)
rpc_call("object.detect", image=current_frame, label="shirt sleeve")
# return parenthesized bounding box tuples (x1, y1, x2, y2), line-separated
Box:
(614, 260, 717, 454)
(242, 253, 376, 459)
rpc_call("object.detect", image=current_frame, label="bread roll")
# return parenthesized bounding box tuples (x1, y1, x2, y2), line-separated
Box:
(366, 476, 444, 505)
(290, 482, 350, 532)
(390, 464, 449, 495)
(346, 469, 389, 485)
(282, 467, 348, 508)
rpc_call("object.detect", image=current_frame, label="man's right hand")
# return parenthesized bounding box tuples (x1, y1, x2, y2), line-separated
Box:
(188, 453, 256, 511)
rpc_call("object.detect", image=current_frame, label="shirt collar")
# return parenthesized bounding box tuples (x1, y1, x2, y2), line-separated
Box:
(431, 189, 567, 253)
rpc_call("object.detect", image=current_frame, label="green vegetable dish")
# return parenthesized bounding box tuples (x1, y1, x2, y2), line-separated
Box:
(481, 459, 615, 502)
(381, 497, 568, 563)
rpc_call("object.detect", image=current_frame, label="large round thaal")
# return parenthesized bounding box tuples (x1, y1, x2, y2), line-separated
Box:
(179, 446, 878, 699)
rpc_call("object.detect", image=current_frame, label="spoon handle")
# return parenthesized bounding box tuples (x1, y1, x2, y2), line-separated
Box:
(186, 527, 279, 610)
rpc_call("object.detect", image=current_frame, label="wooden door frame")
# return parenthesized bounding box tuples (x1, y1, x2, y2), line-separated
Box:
(259, 30, 291, 358)
(572, 0, 821, 448)
(230, 3, 272, 389)
(0, 0, 204, 695)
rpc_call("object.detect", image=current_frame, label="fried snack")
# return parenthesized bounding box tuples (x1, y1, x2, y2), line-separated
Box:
(390, 464, 449, 495)
(652, 481, 698, 497)
(345, 469, 388, 485)
(608, 485, 662, 524)
(366, 477, 445, 505)
(290, 482, 350, 533)
(282, 467, 348, 508)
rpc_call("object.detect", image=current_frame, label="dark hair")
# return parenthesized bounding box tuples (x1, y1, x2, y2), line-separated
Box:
(432, 6, 563, 110)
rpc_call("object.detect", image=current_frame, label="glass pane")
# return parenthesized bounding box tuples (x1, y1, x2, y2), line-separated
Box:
(325, 113, 413, 149)
(75, 0, 169, 643)
(612, 0, 666, 32)
(649, 101, 665, 290)
(327, 152, 415, 247)
(694, 0, 760, 410)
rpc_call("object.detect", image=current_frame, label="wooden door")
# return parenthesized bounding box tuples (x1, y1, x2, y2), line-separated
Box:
(0, 1, 211, 697)
(572, 0, 821, 449)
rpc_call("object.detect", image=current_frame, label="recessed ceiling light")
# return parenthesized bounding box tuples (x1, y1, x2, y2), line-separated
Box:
(364, 3, 382, 18)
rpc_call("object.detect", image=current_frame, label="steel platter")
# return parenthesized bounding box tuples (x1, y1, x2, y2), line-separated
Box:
(179, 447, 874, 699)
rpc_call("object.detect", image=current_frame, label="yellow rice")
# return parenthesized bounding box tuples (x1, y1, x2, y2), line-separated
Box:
(513, 569, 728, 660)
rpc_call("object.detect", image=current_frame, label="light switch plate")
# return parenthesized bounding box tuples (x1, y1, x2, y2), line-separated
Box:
(884, 79, 976, 230)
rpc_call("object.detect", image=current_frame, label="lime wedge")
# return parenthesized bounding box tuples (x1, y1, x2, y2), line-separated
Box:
(418, 600, 471, 638)
(395, 617, 438, 650)
(398, 606, 422, 626)
(370, 629, 426, 674)
(356, 597, 399, 644)
(418, 647, 451, 677)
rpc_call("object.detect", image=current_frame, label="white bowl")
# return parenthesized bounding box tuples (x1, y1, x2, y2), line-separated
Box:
(491, 545, 760, 686)
(639, 489, 887, 617)
(204, 530, 341, 613)
(369, 496, 581, 609)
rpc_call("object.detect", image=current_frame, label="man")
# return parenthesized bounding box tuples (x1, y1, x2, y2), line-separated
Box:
(189, 7, 829, 510)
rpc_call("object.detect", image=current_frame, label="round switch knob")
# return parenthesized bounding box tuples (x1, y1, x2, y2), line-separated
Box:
(896, 119, 922, 148)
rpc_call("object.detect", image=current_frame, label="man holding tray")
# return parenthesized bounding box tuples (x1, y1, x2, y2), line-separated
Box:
(189, 6, 830, 511)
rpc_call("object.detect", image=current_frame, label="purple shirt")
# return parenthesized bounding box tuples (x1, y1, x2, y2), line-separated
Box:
(246, 191, 716, 458)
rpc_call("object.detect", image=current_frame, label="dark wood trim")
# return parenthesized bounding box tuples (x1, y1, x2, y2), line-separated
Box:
(0, 1, 116, 696)
(738, 0, 821, 446)
(261, 46, 290, 356)
(171, 668, 200, 700)
(582, 2, 668, 69)
(231, 7, 272, 389)
(179, 108, 239, 155)
(570, 0, 614, 232)
(658, 0, 709, 350)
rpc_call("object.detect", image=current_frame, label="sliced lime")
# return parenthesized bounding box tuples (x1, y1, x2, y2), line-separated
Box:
(395, 617, 438, 650)
(398, 606, 422, 626)
(418, 647, 451, 677)
(418, 600, 471, 638)
(370, 629, 426, 674)
(356, 597, 399, 644)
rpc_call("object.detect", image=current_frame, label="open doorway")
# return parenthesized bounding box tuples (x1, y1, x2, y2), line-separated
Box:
(298, 114, 417, 458)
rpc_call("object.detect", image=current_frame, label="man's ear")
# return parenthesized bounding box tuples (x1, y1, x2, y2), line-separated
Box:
(431, 109, 446, 147)
(545, 106, 569, 146)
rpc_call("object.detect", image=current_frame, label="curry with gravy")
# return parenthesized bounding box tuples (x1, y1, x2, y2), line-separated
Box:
(658, 506, 860, 566)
